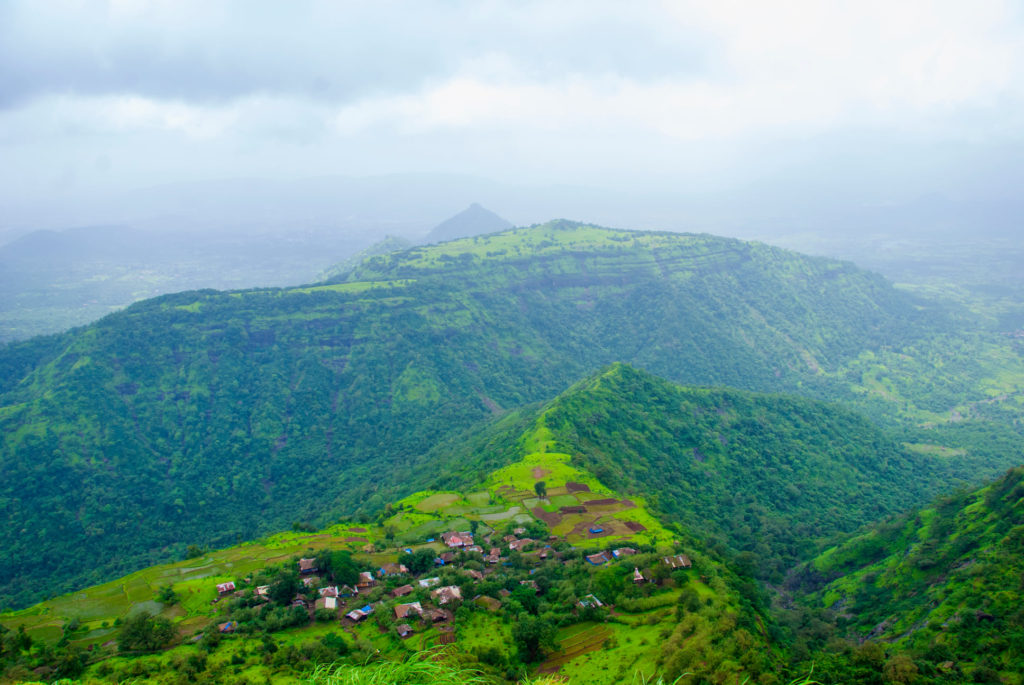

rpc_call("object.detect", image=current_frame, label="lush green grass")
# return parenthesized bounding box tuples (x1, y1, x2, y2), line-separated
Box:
(0, 524, 381, 642)
(304, 654, 495, 685)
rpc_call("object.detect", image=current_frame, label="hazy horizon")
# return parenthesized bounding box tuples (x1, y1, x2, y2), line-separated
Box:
(1, 1, 1022, 243)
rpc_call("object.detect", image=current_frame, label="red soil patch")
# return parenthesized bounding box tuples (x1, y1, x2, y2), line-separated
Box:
(565, 482, 591, 493)
(583, 498, 618, 506)
(531, 466, 551, 478)
(348, 527, 367, 533)
(532, 507, 563, 527)
(344, 536, 367, 543)
(559, 505, 587, 514)
(624, 521, 646, 532)
(569, 517, 615, 539)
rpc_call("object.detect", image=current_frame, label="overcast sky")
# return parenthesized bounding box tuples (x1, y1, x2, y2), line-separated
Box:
(1, 0, 1022, 233)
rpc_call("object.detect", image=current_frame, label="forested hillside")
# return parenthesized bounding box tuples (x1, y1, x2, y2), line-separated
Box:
(1, 362, 1022, 683)
(0, 221, 1012, 609)
(784, 466, 1024, 683)
(541, 364, 942, 581)
(423, 364, 944, 582)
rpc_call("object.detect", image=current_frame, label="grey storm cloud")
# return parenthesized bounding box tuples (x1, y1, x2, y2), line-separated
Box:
(1, 0, 1022, 234)
(0, 0, 712, 109)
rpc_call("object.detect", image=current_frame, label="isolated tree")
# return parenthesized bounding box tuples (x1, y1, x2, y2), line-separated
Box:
(155, 584, 178, 604)
(118, 612, 175, 652)
(269, 572, 301, 605)
(513, 614, 556, 662)
(399, 548, 437, 575)
(316, 550, 360, 586)
(534, 481, 547, 498)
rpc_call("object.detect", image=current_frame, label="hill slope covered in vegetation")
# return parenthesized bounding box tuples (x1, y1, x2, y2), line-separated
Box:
(0, 221, 1011, 609)
(0, 416, 777, 684)
(787, 466, 1024, 683)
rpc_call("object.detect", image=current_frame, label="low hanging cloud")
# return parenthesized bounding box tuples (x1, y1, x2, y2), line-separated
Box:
(0, 0, 1022, 216)
(0, 0, 710, 108)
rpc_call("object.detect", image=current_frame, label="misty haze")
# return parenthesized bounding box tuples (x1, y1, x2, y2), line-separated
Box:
(1, 2, 1023, 684)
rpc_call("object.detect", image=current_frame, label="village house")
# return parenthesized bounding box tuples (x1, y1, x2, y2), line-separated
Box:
(319, 586, 339, 598)
(509, 538, 534, 551)
(357, 571, 376, 589)
(663, 554, 692, 569)
(394, 601, 423, 619)
(464, 569, 484, 581)
(431, 585, 462, 605)
(345, 604, 373, 622)
(216, 581, 236, 595)
(586, 551, 612, 565)
(425, 608, 454, 623)
(441, 531, 474, 548)
(314, 596, 339, 611)
(475, 595, 502, 612)
(218, 621, 237, 633)
(520, 579, 539, 593)
(392, 584, 414, 598)
(396, 623, 413, 638)
(578, 593, 603, 608)
(633, 567, 646, 584)
(612, 548, 637, 558)
(254, 585, 269, 598)
(298, 558, 318, 574)
(378, 562, 409, 577)
(513, 527, 527, 536)
(418, 577, 441, 588)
